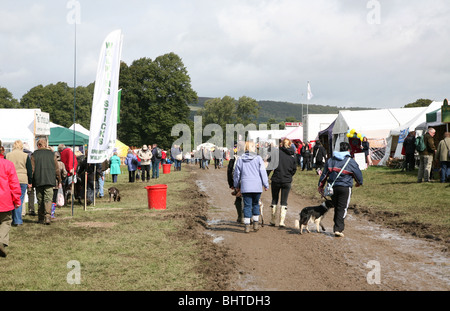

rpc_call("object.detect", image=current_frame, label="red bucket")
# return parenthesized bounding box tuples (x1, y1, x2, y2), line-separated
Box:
(145, 184, 168, 210)
(162, 164, 171, 174)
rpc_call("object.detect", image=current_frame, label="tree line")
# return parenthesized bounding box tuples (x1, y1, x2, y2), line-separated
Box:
(0, 53, 197, 150)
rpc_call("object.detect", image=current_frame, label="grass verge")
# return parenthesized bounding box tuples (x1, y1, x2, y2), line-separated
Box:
(0, 165, 222, 291)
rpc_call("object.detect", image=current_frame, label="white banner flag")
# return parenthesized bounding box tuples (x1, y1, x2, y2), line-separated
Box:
(88, 29, 123, 163)
(307, 81, 313, 100)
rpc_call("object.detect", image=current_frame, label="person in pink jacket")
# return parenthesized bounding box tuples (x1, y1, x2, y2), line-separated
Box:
(0, 140, 22, 257)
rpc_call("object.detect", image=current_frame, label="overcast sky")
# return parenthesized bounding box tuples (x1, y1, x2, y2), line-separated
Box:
(1, 0, 449, 109)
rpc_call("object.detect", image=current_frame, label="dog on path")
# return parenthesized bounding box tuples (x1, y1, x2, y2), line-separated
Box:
(294, 199, 334, 234)
(108, 187, 121, 202)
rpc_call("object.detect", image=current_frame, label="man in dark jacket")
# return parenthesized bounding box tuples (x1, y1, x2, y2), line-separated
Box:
(227, 142, 245, 223)
(402, 131, 416, 171)
(418, 127, 436, 182)
(318, 142, 363, 237)
(313, 141, 327, 174)
(151, 144, 161, 179)
(270, 139, 297, 227)
(77, 153, 103, 205)
(31, 139, 61, 225)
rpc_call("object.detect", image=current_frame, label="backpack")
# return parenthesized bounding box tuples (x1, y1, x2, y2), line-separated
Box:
(415, 135, 426, 152)
(156, 148, 162, 159)
(132, 157, 138, 166)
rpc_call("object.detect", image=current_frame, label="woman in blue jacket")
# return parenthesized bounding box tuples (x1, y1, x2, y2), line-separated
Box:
(124, 149, 138, 182)
(233, 141, 269, 233)
(109, 152, 121, 183)
(318, 142, 363, 237)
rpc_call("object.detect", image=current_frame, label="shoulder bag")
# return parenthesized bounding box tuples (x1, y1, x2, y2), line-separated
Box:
(324, 157, 351, 197)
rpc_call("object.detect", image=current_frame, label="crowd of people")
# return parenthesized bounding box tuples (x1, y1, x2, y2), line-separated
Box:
(1, 128, 448, 257)
(400, 128, 450, 183)
(227, 137, 363, 237)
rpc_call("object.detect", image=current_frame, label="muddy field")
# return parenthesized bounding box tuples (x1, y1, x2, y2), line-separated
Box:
(182, 165, 449, 291)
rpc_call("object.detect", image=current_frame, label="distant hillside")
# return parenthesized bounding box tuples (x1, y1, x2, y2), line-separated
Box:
(189, 97, 370, 123)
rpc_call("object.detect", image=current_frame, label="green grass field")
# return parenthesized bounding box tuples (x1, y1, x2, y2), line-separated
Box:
(0, 167, 207, 291)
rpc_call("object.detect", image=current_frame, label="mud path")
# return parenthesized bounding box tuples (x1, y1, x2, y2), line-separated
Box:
(190, 166, 449, 291)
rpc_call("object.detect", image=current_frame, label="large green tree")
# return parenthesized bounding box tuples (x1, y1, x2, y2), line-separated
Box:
(19, 82, 94, 129)
(0, 86, 19, 108)
(198, 95, 260, 127)
(118, 53, 197, 149)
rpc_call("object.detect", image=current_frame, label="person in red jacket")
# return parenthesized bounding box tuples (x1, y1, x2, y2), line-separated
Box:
(0, 140, 22, 257)
(58, 144, 78, 181)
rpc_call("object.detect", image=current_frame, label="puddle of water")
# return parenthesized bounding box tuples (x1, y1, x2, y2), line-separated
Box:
(348, 217, 450, 289)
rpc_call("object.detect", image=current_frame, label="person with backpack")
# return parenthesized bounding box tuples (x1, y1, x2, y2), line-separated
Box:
(417, 127, 437, 183)
(151, 144, 162, 179)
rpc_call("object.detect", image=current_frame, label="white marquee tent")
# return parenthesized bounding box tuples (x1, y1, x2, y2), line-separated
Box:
(378, 101, 443, 165)
(332, 107, 426, 152)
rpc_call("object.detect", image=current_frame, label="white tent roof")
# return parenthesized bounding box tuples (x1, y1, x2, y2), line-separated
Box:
(69, 123, 90, 136)
(332, 107, 425, 139)
(386, 101, 443, 136)
(378, 101, 444, 165)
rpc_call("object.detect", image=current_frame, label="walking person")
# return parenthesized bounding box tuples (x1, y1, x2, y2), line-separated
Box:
(23, 142, 36, 216)
(138, 145, 152, 182)
(233, 141, 269, 233)
(227, 141, 245, 223)
(269, 138, 297, 227)
(318, 142, 363, 237)
(301, 141, 312, 171)
(30, 139, 62, 225)
(213, 147, 222, 169)
(313, 141, 327, 175)
(417, 127, 437, 183)
(124, 149, 138, 182)
(361, 137, 372, 166)
(78, 153, 102, 205)
(6, 140, 32, 226)
(109, 152, 121, 183)
(435, 132, 450, 183)
(0, 139, 22, 257)
(96, 159, 109, 198)
(171, 144, 182, 171)
(58, 144, 78, 187)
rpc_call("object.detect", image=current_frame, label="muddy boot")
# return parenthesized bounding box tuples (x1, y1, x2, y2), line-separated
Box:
(244, 218, 251, 233)
(270, 205, 277, 226)
(279, 206, 287, 227)
(44, 202, 52, 225)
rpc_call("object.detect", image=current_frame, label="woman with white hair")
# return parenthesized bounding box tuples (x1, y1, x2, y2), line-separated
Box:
(6, 140, 32, 226)
(233, 141, 269, 233)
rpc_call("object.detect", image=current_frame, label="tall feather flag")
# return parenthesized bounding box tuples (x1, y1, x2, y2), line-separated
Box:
(307, 81, 314, 100)
(88, 29, 123, 164)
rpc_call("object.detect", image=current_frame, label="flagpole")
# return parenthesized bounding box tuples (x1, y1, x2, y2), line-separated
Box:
(71, 19, 77, 217)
